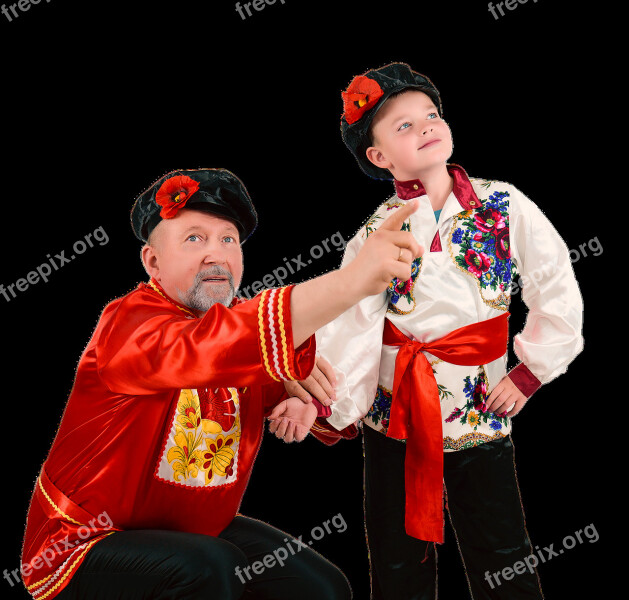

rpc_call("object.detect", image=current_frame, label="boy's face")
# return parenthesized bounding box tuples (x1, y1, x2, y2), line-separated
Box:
(366, 90, 453, 181)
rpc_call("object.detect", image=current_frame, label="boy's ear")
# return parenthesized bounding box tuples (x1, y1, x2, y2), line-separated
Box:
(366, 146, 392, 170)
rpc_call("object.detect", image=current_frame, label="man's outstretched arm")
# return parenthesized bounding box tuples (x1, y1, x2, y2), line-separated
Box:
(290, 199, 421, 348)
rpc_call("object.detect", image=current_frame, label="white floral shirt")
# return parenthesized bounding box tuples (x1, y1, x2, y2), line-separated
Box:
(316, 165, 583, 451)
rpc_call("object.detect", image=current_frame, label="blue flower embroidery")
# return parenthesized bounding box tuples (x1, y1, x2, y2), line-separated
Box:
(366, 386, 392, 432)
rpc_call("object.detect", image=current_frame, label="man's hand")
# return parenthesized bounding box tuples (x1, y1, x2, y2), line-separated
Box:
(290, 199, 422, 348)
(284, 355, 337, 406)
(267, 397, 318, 443)
(485, 376, 528, 418)
(343, 198, 423, 298)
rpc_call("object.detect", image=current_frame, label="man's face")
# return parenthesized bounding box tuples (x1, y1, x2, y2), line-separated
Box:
(143, 209, 244, 314)
(367, 90, 453, 181)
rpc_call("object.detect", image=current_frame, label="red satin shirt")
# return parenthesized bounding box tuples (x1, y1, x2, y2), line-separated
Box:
(21, 280, 315, 599)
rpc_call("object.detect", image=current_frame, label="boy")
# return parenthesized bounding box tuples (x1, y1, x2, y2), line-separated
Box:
(308, 63, 583, 599)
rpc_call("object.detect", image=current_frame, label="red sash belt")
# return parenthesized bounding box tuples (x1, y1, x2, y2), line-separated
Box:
(382, 312, 509, 543)
(22, 468, 119, 599)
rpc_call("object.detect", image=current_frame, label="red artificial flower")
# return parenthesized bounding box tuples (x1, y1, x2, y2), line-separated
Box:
(342, 75, 384, 124)
(155, 175, 200, 219)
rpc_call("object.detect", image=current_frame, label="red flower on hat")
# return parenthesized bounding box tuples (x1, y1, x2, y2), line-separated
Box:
(342, 75, 384, 125)
(155, 175, 200, 219)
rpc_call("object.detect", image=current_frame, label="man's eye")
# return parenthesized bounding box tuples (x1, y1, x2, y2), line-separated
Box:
(398, 122, 412, 131)
(223, 236, 235, 243)
(186, 234, 200, 242)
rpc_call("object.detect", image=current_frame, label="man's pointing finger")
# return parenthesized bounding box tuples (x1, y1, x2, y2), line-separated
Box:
(378, 198, 419, 232)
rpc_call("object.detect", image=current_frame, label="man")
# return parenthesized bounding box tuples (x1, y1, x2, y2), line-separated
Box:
(21, 168, 422, 599)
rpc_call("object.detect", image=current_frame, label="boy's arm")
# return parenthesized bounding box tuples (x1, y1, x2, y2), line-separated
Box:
(487, 188, 583, 414)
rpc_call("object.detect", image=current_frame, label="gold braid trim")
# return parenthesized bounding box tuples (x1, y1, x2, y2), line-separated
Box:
(27, 572, 53, 590)
(257, 290, 280, 382)
(37, 477, 83, 526)
(277, 287, 295, 381)
(147, 280, 196, 317)
(30, 534, 114, 598)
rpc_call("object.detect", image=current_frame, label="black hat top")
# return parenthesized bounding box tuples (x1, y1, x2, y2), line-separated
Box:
(341, 62, 442, 180)
(131, 168, 258, 243)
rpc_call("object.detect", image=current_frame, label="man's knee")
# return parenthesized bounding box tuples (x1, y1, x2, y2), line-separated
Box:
(173, 537, 247, 599)
(309, 562, 352, 600)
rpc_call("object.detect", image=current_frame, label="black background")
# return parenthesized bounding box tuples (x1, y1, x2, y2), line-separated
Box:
(1, 1, 612, 598)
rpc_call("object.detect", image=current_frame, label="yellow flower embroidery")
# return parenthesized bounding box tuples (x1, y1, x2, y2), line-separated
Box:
(163, 388, 241, 487)
(176, 388, 202, 430)
(200, 433, 238, 485)
(468, 410, 480, 429)
(167, 429, 204, 482)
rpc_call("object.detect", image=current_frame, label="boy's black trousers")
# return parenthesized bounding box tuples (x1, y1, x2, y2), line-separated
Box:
(363, 425, 544, 600)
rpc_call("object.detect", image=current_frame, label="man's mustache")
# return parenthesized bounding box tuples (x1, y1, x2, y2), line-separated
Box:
(194, 266, 234, 287)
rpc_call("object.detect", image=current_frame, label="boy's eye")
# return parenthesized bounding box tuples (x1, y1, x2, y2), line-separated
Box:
(427, 112, 438, 120)
(398, 122, 412, 131)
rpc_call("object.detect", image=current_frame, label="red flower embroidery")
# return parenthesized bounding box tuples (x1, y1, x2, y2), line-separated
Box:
(474, 208, 506, 235)
(155, 175, 200, 219)
(342, 75, 384, 124)
(464, 249, 492, 277)
(394, 277, 413, 296)
(495, 227, 510, 260)
(445, 408, 463, 423)
(472, 380, 488, 412)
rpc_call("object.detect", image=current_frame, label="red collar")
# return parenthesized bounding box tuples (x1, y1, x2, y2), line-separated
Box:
(145, 278, 198, 317)
(394, 164, 481, 210)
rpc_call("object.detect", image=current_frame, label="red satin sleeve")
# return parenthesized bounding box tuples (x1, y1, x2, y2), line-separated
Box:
(96, 284, 316, 394)
(310, 418, 358, 445)
(507, 362, 542, 398)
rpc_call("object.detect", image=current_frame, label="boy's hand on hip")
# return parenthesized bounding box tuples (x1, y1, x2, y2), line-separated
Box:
(344, 199, 423, 297)
(485, 375, 528, 418)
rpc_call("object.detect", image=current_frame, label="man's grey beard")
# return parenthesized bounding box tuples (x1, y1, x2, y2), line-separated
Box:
(177, 266, 237, 311)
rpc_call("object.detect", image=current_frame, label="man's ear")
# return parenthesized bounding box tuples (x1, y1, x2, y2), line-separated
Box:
(366, 146, 392, 170)
(141, 244, 160, 281)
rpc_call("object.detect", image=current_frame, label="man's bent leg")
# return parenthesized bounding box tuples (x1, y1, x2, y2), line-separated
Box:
(444, 435, 544, 600)
(363, 425, 437, 600)
(219, 515, 352, 599)
(57, 529, 247, 600)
